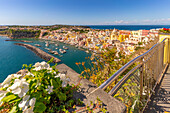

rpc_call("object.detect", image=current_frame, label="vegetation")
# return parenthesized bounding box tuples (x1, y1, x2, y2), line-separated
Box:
(160, 28, 170, 33)
(72, 29, 89, 33)
(0, 29, 8, 35)
(0, 59, 106, 113)
(76, 39, 159, 112)
(8, 29, 41, 39)
(42, 32, 49, 37)
(76, 46, 132, 91)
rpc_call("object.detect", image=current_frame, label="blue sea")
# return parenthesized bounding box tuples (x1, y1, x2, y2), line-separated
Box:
(0, 36, 91, 82)
(88, 25, 170, 30)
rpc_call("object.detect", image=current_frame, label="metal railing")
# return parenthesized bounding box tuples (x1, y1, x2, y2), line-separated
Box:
(99, 38, 170, 111)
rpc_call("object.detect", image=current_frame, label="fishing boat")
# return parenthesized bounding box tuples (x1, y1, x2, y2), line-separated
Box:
(55, 48, 58, 49)
(63, 46, 68, 50)
(35, 44, 41, 47)
(55, 44, 59, 46)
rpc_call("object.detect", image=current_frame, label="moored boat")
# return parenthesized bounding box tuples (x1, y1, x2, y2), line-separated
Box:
(55, 44, 59, 46)
(63, 46, 68, 50)
(59, 49, 66, 54)
(35, 44, 41, 47)
(45, 42, 49, 47)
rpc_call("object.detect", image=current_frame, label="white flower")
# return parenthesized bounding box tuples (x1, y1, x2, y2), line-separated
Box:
(33, 66, 42, 71)
(18, 95, 30, 111)
(8, 79, 29, 98)
(26, 72, 34, 77)
(0, 91, 7, 105)
(29, 98, 36, 107)
(33, 61, 50, 71)
(55, 73, 66, 81)
(19, 96, 36, 112)
(54, 73, 70, 87)
(62, 78, 70, 87)
(33, 62, 41, 67)
(46, 85, 53, 94)
(40, 61, 50, 69)
(1, 74, 22, 88)
(23, 107, 34, 113)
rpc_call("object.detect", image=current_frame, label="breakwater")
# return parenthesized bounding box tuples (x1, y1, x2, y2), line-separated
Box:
(14, 43, 61, 63)
(5, 40, 33, 43)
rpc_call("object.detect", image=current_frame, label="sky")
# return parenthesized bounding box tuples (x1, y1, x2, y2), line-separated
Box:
(0, 0, 170, 25)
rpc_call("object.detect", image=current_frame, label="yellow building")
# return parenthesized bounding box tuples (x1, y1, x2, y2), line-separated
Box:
(118, 35, 128, 42)
(159, 33, 170, 63)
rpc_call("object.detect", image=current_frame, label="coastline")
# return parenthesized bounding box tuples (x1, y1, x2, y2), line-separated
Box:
(14, 43, 61, 63)
(0, 34, 8, 36)
(5, 39, 33, 43)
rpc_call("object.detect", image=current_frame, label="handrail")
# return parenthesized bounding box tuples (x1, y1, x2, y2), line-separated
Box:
(108, 64, 142, 95)
(99, 38, 167, 90)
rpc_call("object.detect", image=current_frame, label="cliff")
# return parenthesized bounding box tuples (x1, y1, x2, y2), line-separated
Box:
(0, 28, 8, 36)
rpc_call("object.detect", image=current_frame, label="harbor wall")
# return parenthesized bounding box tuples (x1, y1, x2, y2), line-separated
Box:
(14, 43, 61, 63)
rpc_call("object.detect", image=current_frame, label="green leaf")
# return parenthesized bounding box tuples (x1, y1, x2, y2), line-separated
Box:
(9, 98, 21, 104)
(34, 102, 46, 113)
(9, 106, 17, 113)
(50, 79, 58, 89)
(47, 58, 54, 64)
(2, 95, 17, 102)
(57, 92, 67, 101)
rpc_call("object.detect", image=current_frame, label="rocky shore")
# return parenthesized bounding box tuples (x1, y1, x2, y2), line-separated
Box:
(14, 43, 61, 63)
(5, 40, 33, 43)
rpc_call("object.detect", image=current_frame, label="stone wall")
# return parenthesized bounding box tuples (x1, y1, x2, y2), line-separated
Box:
(56, 64, 126, 113)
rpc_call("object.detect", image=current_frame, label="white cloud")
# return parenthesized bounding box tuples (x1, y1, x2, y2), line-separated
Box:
(104, 18, 170, 25)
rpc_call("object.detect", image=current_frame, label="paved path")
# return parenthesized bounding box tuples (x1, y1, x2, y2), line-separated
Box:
(145, 65, 170, 113)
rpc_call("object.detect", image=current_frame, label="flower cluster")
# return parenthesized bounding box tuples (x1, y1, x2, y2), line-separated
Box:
(0, 61, 73, 113)
(163, 28, 170, 31)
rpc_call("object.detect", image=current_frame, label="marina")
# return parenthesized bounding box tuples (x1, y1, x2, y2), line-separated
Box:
(0, 36, 91, 83)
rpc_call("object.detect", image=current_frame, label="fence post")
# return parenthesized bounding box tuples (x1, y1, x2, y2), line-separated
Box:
(168, 38, 170, 63)
(140, 62, 144, 101)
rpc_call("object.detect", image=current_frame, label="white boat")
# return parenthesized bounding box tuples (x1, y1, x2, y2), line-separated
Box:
(45, 48, 51, 51)
(85, 50, 89, 53)
(63, 46, 68, 50)
(55, 48, 58, 49)
(55, 44, 59, 46)
(45, 41, 49, 47)
(59, 49, 66, 54)
(35, 44, 41, 47)
(49, 50, 55, 54)
(54, 51, 58, 55)
(63, 50, 66, 53)
(59, 49, 64, 54)
(45, 43, 49, 47)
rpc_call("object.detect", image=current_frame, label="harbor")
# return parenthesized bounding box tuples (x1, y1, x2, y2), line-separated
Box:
(0, 36, 91, 83)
